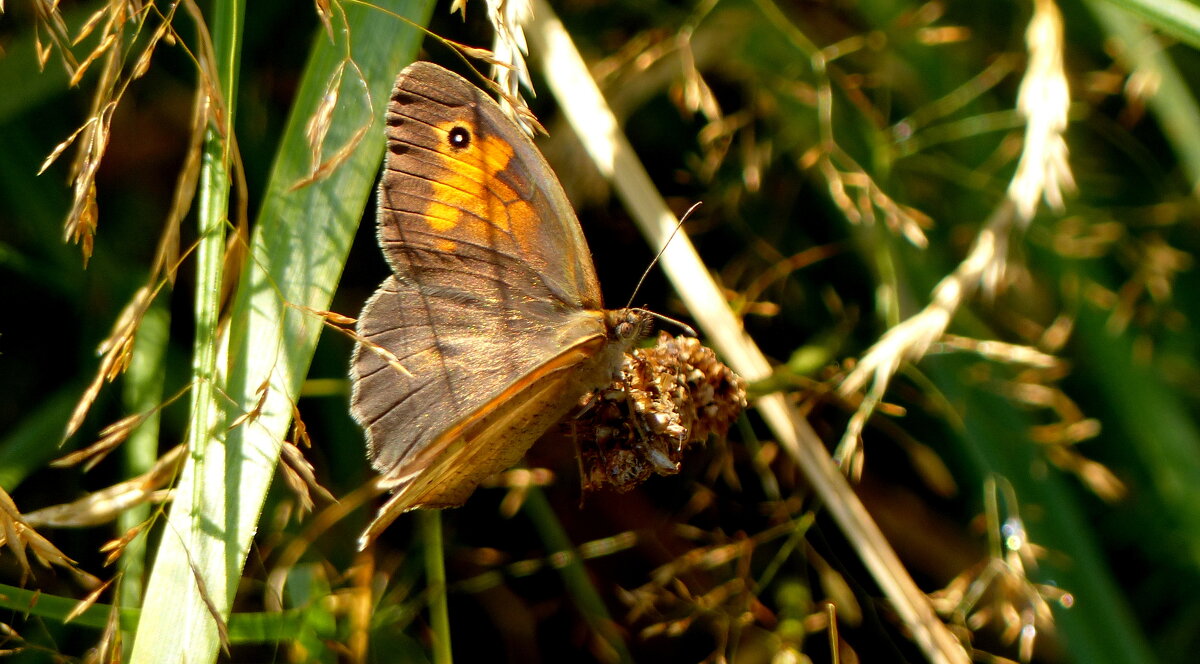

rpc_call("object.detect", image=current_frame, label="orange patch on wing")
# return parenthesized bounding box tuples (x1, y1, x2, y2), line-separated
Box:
(421, 121, 522, 237)
(505, 198, 538, 251)
(424, 204, 459, 232)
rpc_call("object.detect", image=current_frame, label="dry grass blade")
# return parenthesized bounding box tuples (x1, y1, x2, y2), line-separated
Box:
(64, 576, 116, 624)
(64, 286, 155, 440)
(486, 0, 534, 133)
(226, 378, 271, 431)
(279, 440, 335, 516)
(38, 113, 97, 175)
(320, 309, 355, 325)
(313, 0, 335, 41)
(290, 404, 312, 448)
(291, 59, 374, 189)
(263, 480, 388, 612)
(132, 18, 181, 81)
(82, 603, 123, 664)
(291, 121, 373, 189)
(441, 38, 499, 64)
(155, 73, 214, 285)
(183, 549, 231, 655)
(348, 333, 414, 379)
(528, 2, 970, 661)
(29, 445, 186, 528)
(53, 413, 145, 470)
(51, 1, 208, 433)
(31, 0, 81, 73)
(100, 522, 150, 567)
(278, 443, 314, 514)
(69, 31, 118, 87)
(62, 367, 187, 467)
(835, 4, 1076, 486)
(0, 486, 91, 583)
(40, 0, 191, 268)
(72, 6, 110, 46)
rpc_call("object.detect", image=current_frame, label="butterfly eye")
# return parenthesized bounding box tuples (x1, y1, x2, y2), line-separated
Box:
(448, 125, 471, 149)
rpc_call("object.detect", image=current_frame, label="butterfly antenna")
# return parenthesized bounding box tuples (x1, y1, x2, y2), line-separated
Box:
(623, 202, 702, 337)
(643, 309, 697, 337)
(625, 202, 702, 311)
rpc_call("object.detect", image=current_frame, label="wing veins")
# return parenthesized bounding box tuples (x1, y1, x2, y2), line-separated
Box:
(386, 140, 527, 207)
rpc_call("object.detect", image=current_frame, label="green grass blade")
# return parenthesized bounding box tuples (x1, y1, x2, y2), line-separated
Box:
(1074, 300, 1200, 567)
(420, 510, 453, 663)
(524, 488, 634, 664)
(130, 0, 244, 655)
(1101, 0, 1200, 51)
(118, 299, 170, 607)
(129, 1, 434, 661)
(1090, 0, 1200, 193)
(0, 581, 316, 643)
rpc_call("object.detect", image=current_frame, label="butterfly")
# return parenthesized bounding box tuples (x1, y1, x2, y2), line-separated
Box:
(350, 61, 650, 546)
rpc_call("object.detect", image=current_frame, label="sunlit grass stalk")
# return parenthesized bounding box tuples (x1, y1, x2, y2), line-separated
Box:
(419, 510, 453, 664)
(525, 2, 968, 663)
(129, 0, 244, 657)
(838, 0, 1075, 468)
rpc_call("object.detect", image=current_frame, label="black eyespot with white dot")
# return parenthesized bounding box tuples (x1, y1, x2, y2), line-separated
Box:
(448, 125, 471, 149)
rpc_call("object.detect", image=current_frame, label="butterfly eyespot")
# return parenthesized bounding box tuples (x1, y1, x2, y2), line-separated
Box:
(448, 125, 471, 149)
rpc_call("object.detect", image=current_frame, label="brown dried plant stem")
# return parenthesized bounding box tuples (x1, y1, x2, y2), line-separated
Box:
(526, 2, 969, 663)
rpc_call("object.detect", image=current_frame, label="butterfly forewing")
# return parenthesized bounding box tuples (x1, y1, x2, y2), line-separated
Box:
(379, 61, 603, 308)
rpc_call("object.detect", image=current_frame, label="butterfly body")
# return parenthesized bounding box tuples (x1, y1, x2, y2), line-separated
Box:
(350, 62, 648, 545)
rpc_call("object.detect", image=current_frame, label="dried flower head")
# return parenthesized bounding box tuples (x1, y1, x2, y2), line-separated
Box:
(571, 332, 747, 493)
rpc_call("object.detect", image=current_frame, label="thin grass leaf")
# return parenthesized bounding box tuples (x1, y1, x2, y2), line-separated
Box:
(1090, 0, 1200, 195)
(125, 0, 244, 654)
(419, 510, 453, 664)
(117, 300, 170, 606)
(523, 487, 634, 664)
(129, 1, 435, 662)
(1103, 0, 1200, 51)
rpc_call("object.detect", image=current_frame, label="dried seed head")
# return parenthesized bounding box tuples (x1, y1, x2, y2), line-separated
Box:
(571, 332, 747, 493)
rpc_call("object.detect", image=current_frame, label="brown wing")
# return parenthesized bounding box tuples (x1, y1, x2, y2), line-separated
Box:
(351, 275, 611, 482)
(350, 62, 623, 534)
(377, 61, 602, 308)
(355, 317, 616, 547)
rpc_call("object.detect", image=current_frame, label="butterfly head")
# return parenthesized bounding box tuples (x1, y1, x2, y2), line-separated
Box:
(608, 308, 654, 344)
